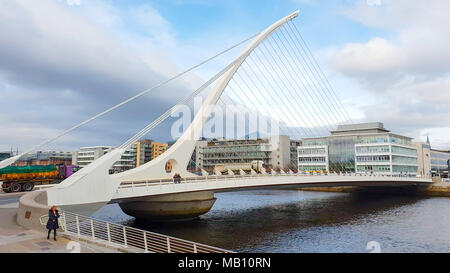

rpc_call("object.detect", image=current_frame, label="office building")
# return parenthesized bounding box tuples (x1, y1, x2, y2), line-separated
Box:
(151, 142, 168, 160)
(135, 140, 154, 168)
(298, 122, 418, 175)
(415, 137, 450, 177)
(430, 149, 450, 177)
(72, 140, 170, 173)
(195, 136, 300, 171)
(0, 152, 12, 162)
(15, 151, 72, 166)
(72, 146, 115, 168)
(414, 140, 432, 177)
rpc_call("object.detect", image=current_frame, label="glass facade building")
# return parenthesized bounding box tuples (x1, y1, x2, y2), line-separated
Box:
(298, 122, 418, 174)
(430, 149, 450, 177)
(0, 152, 12, 162)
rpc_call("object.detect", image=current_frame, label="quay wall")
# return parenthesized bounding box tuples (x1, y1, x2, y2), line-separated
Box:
(299, 182, 450, 197)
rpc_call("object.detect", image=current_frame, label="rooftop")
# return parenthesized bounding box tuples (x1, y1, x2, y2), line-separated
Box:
(331, 122, 390, 135)
(79, 146, 115, 150)
(431, 149, 450, 154)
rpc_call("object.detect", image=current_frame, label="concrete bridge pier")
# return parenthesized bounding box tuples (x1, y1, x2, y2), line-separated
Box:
(118, 191, 217, 221)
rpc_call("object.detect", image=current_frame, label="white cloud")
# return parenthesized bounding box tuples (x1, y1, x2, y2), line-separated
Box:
(66, 0, 81, 6)
(331, 0, 450, 147)
(0, 0, 253, 153)
(366, 0, 382, 6)
(0, 0, 201, 152)
(331, 37, 405, 87)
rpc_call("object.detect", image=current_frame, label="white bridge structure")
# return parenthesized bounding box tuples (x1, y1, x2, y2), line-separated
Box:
(6, 11, 431, 221)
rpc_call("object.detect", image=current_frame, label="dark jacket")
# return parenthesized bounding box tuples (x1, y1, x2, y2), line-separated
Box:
(173, 174, 182, 183)
(46, 209, 60, 230)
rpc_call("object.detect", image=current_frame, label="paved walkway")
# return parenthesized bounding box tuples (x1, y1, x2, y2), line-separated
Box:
(0, 194, 119, 253)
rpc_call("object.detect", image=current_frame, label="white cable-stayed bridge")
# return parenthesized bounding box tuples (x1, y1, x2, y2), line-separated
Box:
(1, 11, 430, 223)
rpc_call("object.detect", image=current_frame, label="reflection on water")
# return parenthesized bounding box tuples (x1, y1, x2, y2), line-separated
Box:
(93, 190, 450, 253)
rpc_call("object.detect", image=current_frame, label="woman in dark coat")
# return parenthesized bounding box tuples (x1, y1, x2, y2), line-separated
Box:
(46, 206, 60, 241)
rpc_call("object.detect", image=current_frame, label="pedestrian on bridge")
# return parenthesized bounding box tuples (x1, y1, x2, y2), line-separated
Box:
(46, 206, 60, 241)
(173, 173, 182, 184)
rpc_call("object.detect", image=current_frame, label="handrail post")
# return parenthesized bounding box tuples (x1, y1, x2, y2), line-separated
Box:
(62, 212, 67, 233)
(106, 223, 111, 243)
(123, 226, 127, 247)
(75, 215, 80, 236)
(167, 237, 171, 253)
(193, 243, 198, 253)
(91, 219, 95, 239)
(143, 232, 148, 253)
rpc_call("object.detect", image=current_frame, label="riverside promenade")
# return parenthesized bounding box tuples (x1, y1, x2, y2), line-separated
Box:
(1, 190, 231, 253)
(0, 192, 119, 253)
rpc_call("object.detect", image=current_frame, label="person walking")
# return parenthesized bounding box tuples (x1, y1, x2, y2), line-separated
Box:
(46, 206, 60, 241)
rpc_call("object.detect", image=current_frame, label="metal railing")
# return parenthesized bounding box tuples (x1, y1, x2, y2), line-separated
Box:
(4, 172, 428, 194)
(118, 172, 431, 192)
(47, 211, 231, 253)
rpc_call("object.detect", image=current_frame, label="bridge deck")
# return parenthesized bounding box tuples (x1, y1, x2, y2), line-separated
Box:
(112, 174, 432, 201)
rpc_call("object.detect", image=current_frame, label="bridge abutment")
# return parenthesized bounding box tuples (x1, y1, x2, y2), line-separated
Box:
(118, 191, 217, 221)
(17, 191, 50, 232)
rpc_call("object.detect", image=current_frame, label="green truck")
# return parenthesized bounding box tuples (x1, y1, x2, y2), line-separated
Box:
(0, 165, 79, 193)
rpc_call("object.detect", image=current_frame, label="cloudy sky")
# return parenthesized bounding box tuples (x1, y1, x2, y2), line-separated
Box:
(0, 0, 449, 152)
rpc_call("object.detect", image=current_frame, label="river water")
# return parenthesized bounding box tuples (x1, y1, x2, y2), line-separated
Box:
(92, 190, 450, 253)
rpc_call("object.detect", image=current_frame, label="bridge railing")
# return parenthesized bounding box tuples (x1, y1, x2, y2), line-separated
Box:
(118, 172, 429, 191)
(58, 211, 232, 253)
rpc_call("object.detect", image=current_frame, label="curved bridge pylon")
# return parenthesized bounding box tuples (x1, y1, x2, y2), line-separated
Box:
(44, 11, 301, 209)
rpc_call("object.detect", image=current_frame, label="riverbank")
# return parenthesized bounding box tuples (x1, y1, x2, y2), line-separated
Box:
(418, 182, 450, 197)
(299, 182, 450, 197)
(0, 208, 120, 253)
(0, 193, 124, 253)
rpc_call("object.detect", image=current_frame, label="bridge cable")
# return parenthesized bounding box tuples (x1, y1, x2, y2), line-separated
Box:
(265, 33, 351, 172)
(279, 25, 348, 124)
(118, 35, 271, 149)
(282, 29, 348, 126)
(253, 37, 348, 169)
(277, 26, 354, 168)
(181, 23, 350, 173)
(264, 36, 340, 132)
(253, 44, 329, 137)
(259, 40, 332, 134)
(220, 36, 338, 171)
(289, 22, 353, 123)
(240, 60, 316, 138)
(224, 82, 299, 172)
(276, 28, 347, 126)
(290, 22, 352, 122)
(230, 48, 334, 171)
(5, 33, 259, 163)
(248, 54, 345, 173)
(217, 89, 283, 171)
(120, 19, 352, 174)
(236, 66, 325, 172)
(244, 53, 318, 137)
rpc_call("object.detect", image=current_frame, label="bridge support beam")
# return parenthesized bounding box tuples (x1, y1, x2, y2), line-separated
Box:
(118, 191, 217, 221)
